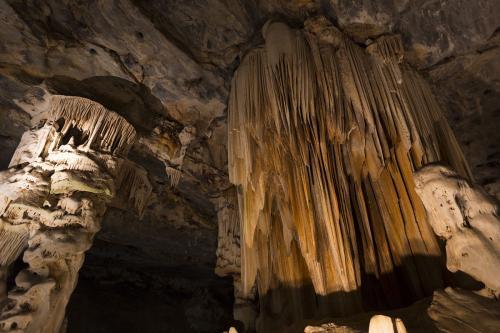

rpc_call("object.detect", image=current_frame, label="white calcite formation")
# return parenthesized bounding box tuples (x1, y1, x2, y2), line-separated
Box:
(367, 315, 407, 333)
(0, 96, 151, 332)
(414, 164, 500, 297)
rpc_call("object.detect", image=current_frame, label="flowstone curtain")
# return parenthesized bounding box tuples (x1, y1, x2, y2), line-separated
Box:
(227, 21, 471, 329)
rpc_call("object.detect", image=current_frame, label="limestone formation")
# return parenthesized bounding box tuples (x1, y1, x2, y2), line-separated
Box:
(414, 165, 500, 297)
(139, 123, 196, 188)
(227, 19, 471, 330)
(367, 315, 406, 333)
(303, 163, 500, 333)
(215, 188, 257, 331)
(0, 1, 498, 331)
(0, 96, 151, 332)
(215, 188, 240, 278)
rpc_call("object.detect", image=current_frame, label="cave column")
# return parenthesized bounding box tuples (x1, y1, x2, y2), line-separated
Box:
(0, 96, 151, 333)
(214, 189, 257, 331)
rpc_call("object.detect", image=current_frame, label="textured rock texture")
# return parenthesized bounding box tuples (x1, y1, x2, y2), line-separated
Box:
(0, 1, 498, 332)
(415, 165, 500, 297)
(0, 96, 151, 332)
(302, 164, 500, 333)
(227, 19, 471, 332)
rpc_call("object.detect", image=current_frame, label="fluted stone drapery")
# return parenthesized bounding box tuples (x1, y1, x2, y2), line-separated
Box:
(226, 19, 472, 331)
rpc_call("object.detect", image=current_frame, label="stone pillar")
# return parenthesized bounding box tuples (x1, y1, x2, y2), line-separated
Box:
(0, 96, 151, 332)
(214, 188, 257, 331)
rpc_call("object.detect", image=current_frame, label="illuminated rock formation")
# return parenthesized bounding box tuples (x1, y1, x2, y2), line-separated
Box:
(0, 96, 151, 332)
(368, 315, 407, 333)
(414, 164, 500, 297)
(302, 164, 500, 333)
(227, 19, 472, 330)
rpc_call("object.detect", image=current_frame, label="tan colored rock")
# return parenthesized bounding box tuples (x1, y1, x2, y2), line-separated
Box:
(414, 165, 500, 296)
(368, 315, 406, 333)
(215, 188, 240, 277)
(228, 20, 470, 330)
(0, 96, 151, 332)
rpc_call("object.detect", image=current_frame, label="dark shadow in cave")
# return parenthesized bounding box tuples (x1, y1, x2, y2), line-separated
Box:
(258, 285, 437, 332)
(66, 239, 236, 333)
(65, 205, 236, 333)
(255, 254, 485, 332)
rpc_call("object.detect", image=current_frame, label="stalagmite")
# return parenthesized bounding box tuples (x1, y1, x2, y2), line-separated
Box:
(368, 315, 406, 333)
(0, 96, 151, 332)
(227, 19, 472, 330)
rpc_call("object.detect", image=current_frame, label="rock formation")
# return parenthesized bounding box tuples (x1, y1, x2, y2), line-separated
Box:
(299, 163, 500, 333)
(414, 164, 500, 297)
(226, 19, 473, 331)
(368, 315, 407, 333)
(0, 96, 151, 332)
(215, 188, 257, 331)
(296, 150, 500, 333)
(0, 1, 498, 332)
(304, 286, 500, 333)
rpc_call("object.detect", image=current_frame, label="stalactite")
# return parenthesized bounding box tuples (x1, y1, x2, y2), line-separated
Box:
(49, 95, 136, 156)
(227, 20, 471, 330)
(0, 222, 28, 266)
(165, 166, 183, 188)
(113, 160, 152, 218)
(139, 124, 195, 189)
(215, 188, 241, 277)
